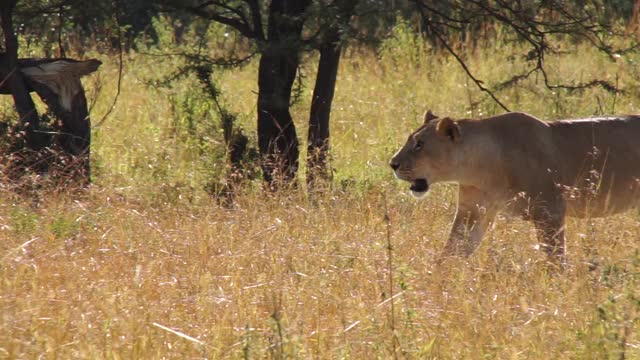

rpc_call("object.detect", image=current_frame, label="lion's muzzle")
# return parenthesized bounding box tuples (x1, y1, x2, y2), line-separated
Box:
(410, 178, 429, 193)
(410, 178, 429, 198)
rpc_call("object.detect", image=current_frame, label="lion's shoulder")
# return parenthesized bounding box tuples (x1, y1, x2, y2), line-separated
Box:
(457, 112, 550, 144)
(481, 112, 546, 126)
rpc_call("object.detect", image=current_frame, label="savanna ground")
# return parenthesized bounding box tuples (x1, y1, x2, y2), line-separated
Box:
(2, 21, 640, 358)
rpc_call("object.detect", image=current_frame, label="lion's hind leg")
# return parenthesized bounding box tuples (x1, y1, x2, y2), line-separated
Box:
(530, 197, 568, 267)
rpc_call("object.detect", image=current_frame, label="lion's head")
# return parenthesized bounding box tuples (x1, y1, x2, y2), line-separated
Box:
(389, 110, 462, 198)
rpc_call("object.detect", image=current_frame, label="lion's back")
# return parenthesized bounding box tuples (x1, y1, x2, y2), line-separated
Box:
(466, 113, 640, 216)
(549, 116, 640, 179)
(549, 116, 640, 216)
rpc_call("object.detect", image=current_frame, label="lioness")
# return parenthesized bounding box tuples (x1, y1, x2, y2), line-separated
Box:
(390, 111, 640, 264)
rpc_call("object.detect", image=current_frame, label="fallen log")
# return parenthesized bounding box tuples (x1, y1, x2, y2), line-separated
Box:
(0, 57, 101, 183)
(0, 58, 101, 110)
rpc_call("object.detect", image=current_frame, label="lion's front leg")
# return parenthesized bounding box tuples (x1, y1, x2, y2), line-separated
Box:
(441, 186, 496, 258)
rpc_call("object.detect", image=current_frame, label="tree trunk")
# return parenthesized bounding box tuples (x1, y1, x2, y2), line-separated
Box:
(307, 0, 357, 190)
(307, 33, 341, 188)
(257, 53, 301, 186)
(256, 0, 310, 188)
(0, 1, 45, 151)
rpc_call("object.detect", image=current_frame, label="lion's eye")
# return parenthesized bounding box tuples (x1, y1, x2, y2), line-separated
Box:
(414, 140, 424, 151)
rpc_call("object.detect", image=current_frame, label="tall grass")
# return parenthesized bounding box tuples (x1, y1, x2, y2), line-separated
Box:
(2, 20, 640, 358)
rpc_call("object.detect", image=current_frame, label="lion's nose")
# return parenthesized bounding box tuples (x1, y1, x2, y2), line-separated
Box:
(389, 161, 399, 171)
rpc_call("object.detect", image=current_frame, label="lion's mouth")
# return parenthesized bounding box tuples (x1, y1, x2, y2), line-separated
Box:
(410, 178, 429, 196)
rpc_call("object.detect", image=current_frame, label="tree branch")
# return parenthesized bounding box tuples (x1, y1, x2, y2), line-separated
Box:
(415, 3, 510, 111)
(414, 0, 628, 104)
(179, 1, 257, 39)
(243, 0, 265, 41)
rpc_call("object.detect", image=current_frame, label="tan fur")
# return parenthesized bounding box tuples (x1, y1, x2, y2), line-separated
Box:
(390, 111, 640, 264)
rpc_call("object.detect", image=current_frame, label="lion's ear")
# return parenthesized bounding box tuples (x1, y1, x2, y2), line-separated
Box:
(436, 117, 461, 142)
(424, 110, 439, 124)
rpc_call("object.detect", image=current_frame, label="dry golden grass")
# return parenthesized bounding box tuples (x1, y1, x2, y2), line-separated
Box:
(2, 185, 640, 358)
(2, 24, 640, 358)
